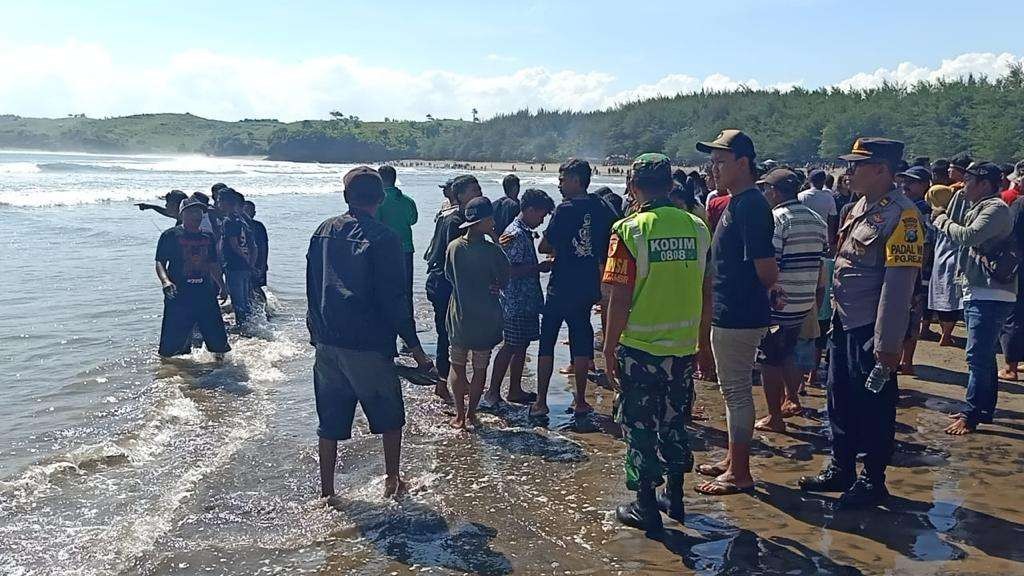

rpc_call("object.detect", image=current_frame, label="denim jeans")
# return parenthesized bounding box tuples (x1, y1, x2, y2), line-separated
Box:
(225, 269, 252, 326)
(964, 299, 1014, 425)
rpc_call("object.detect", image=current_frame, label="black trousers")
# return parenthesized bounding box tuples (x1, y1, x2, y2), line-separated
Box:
(158, 289, 230, 357)
(425, 275, 452, 379)
(826, 321, 897, 482)
(403, 252, 415, 326)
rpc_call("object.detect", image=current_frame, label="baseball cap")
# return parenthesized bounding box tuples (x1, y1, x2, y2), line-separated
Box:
(839, 137, 905, 164)
(162, 189, 188, 202)
(696, 129, 757, 160)
(965, 162, 1003, 187)
(950, 152, 973, 170)
(757, 168, 800, 195)
(179, 196, 208, 212)
(631, 153, 673, 183)
(459, 197, 494, 229)
(898, 166, 932, 183)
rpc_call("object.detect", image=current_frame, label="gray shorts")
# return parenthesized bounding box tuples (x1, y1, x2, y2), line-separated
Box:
(313, 344, 405, 440)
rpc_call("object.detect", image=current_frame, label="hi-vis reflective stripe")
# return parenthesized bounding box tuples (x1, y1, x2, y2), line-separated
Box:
(628, 222, 650, 279)
(650, 337, 698, 350)
(625, 318, 698, 332)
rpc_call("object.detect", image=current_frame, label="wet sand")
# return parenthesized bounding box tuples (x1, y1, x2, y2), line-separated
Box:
(306, 323, 1024, 575)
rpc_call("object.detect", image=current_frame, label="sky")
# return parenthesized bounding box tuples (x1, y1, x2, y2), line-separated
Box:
(1, 0, 1021, 122)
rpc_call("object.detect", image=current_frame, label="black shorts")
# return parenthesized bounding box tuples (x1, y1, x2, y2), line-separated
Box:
(313, 344, 405, 440)
(759, 323, 802, 367)
(539, 298, 595, 359)
(158, 289, 230, 357)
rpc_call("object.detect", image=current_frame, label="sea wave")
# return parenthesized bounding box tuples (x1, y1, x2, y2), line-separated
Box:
(37, 162, 248, 175)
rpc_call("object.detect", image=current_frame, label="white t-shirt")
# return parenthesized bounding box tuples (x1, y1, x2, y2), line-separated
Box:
(797, 188, 838, 222)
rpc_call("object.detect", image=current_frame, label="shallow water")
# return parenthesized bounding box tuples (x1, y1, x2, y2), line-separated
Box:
(1, 151, 1023, 575)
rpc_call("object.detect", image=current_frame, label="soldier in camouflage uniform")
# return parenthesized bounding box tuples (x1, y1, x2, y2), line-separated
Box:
(603, 153, 712, 531)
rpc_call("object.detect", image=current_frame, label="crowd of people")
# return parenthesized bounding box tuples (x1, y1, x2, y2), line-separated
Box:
(143, 128, 1024, 532)
(140, 184, 270, 359)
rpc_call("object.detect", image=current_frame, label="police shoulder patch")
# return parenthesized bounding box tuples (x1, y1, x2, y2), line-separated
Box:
(885, 208, 924, 267)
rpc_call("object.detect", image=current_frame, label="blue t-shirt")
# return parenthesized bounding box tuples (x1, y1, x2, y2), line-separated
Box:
(710, 187, 775, 328)
(543, 195, 614, 309)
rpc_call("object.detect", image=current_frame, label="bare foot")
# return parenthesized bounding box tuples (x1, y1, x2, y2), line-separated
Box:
(571, 400, 594, 415)
(944, 418, 974, 435)
(898, 364, 916, 376)
(754, 415, 786, 432)
(696, 460, 729, 477)
(481, 392, 502, 406)
(998, 369, 1018, 381)
(384, 476, 409, 499)
(450, 416, 466, 430)
(780, 401, 803, 418)
(529, 402, 550, 417)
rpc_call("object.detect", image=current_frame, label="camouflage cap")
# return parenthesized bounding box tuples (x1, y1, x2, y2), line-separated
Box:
(631, 153, 673, 183)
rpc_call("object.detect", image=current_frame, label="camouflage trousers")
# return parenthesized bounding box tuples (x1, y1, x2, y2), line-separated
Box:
(614, 345, 695, 491)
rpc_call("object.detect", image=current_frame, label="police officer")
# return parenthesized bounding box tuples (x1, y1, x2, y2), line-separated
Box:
(602, 153, 712, 530)
(799, 138, 924, 507)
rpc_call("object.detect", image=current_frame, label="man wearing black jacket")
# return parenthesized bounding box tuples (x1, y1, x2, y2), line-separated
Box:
(306, 166, 433, 500)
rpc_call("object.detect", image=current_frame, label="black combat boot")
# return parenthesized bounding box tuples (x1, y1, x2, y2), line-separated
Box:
(616, 483, 664, 532)
(798, 464, 855, 493)
(656, 473, 685, 522)
(839, 473, 889, 508)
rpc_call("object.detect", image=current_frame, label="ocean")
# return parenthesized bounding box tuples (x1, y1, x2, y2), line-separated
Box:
(0, 151, 627, 575)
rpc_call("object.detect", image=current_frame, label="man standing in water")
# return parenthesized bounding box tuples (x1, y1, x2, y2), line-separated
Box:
(376, 165, 418, 332)
(306, 166, 434, 499)
(137, 189, 188, 223)
(219, 188, 256, 328)
(603, 153, 711, 530)
(155, 196, 230, 359)
(242, 200, 269, 311)
(531, 159, 614, 418)
(800, 138, 922, 506)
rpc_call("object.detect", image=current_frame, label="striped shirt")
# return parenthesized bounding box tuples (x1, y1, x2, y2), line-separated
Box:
(772, 200, 827, 326)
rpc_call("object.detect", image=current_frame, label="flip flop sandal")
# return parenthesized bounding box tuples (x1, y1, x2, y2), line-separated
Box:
(694, 479, 755, 496)
(695, 463, 727, 477)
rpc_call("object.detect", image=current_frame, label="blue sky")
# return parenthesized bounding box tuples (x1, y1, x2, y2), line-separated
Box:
(1, 0, 1021, 120)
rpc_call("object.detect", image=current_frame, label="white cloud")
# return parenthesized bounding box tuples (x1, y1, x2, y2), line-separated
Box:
(0, 41, 1019, 122)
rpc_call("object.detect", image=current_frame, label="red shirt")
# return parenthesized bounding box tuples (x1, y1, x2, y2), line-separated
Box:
(1001, 188, 1020, 206)
(708, 195, 732, 231)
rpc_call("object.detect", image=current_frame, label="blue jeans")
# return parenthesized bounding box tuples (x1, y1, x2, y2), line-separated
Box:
(964, 299, 1013, 426)
(225, 269, 252, 326)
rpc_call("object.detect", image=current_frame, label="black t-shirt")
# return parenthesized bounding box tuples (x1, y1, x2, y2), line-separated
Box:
(250, 218, 269, 270)
(493, 196, 521, 236)
(222, 214, 253, 271)
(424, 208, 465, 298)
(156, 226, 218, 293)
(544, 195, 615, 308)
(710, 187, 775, 328)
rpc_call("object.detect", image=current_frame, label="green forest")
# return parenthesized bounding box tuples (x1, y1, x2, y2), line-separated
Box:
(2, 66, 1023, 164)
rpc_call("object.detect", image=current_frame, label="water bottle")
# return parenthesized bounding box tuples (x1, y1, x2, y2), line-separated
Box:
(864, 363, 891, 394)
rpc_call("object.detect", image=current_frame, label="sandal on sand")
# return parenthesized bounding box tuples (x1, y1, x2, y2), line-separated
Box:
(695, 463, 727, 477)
(694, 479, 755, 496)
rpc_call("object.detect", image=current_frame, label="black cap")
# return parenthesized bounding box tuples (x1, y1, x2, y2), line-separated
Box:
(162, 189, 188, 202)
(898, 166, 932, 183)
(838, 137, 905, 165)
(757, 168, 800, 195)
(950, 152, 973, 170)
(459, 197, 494, 229)
(697, 129, 756, 160)
(965, 162, 1003, 187)
(342, 166, 384, 204)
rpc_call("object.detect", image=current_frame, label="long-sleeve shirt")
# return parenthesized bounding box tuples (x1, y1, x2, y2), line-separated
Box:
(933, 192, 1015, 302)
(306, 210, 420, 356)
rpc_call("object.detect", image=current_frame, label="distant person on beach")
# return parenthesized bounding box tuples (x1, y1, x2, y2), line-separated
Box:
(444, 197, 510, 429)
(154, 196, 230, 359)
(424, 175, 483, 402)
(800, 138, 922, 507)
(136, 189, 187, 223)
(242, 200, 269, 310)
(219, 188, 256, 327)
(306, 166, 434, 500)
(602, 153, 711, 531)
(485, 188, 555, 407)
(492, 174, 521, 238)
(376, 165, 419, 336)
(530, 159, 614, 418)
(694, 130, 778, 497)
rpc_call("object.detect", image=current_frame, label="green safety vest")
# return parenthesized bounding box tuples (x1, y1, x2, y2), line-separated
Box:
(613, 204, 710, 357)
